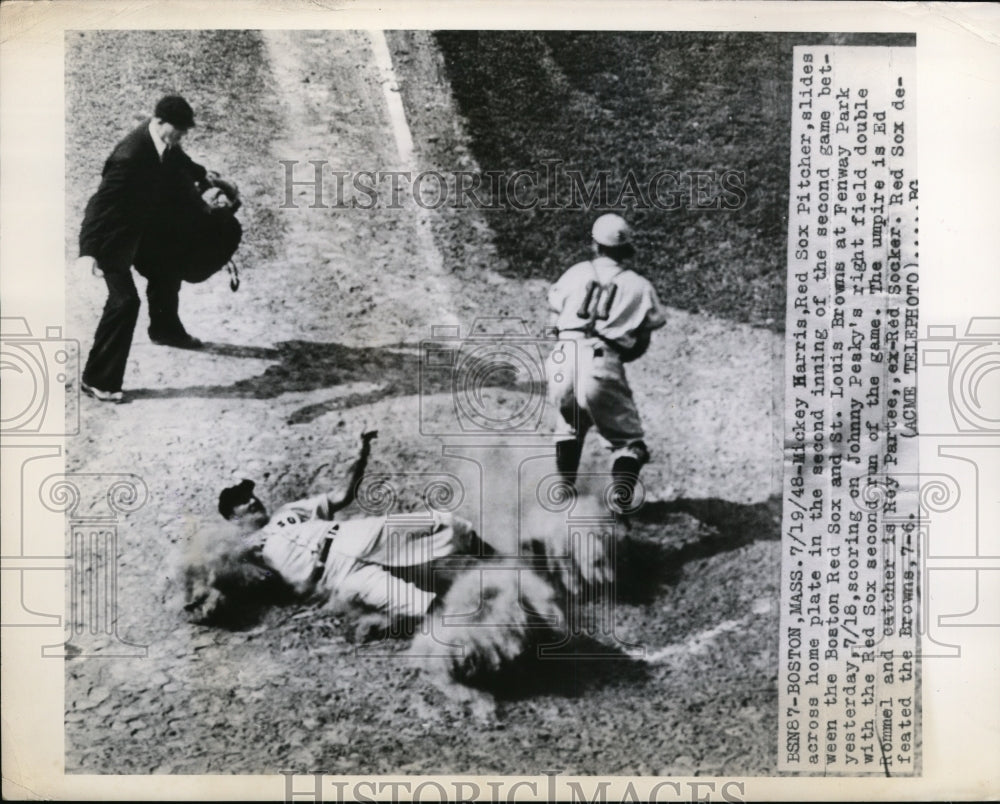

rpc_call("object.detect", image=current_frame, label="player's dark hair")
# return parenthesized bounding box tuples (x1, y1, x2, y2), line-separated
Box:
(218, 479, 255, 519)
(154, 95, 195, 129)
(595, 242, 635, 262)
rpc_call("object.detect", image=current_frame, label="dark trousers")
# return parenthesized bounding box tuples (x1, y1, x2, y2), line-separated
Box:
(144, 272, 185, 340)
(82, 263, 186, 392)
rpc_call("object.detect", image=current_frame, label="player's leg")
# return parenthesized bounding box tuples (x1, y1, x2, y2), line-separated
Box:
(420, 512, 494, 558)
(546, 341, 590, 485)
(415, 513, 496, 593)
(336, 562, 435, 632)
(608, 442, 650, 513)
(82, 263, 140, 397)
(370, 514, 490, 597)
(578, 351, 649, 511)
(147, 271, 201, 348)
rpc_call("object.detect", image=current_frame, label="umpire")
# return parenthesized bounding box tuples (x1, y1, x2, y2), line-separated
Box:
(78, 95, 212, 403)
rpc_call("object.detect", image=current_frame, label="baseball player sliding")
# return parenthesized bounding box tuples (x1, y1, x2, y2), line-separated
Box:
(184, 430, 489, 632)
(545, 213, 666, 509)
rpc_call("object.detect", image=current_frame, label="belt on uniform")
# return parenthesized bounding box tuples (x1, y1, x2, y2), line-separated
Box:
(556, 329, 623, 358)
(307, 529, 338, 586)
(318, 535, 334, 564)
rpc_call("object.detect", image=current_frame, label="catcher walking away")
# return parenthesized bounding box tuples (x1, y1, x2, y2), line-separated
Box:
(545, 213, 666, 509)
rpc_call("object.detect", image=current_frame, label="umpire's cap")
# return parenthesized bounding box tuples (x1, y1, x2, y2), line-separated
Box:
(154, 95, 196, 130)
(218, 479, 255, 519)
(592, 213, 631, 247)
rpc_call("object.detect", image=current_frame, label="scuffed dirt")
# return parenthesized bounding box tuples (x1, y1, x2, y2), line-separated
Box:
(64, 30, 783, 776)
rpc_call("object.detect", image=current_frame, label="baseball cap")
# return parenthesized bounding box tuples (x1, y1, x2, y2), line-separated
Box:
(218, 479, 255, 519)
(154, 95, 196, 130)
(591, 213, 631, 247)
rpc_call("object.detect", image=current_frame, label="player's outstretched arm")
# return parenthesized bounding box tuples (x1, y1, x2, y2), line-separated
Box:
(320, 429, 378, 516)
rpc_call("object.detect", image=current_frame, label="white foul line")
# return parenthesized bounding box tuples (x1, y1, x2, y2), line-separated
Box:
(642, 596, 773, 664)
(642, 617, 748, 664)
(368, 29, 416, 165)
(366, 30, 459, 329)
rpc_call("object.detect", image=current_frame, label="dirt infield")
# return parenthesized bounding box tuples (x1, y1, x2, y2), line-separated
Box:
(64, 29, 784, 776)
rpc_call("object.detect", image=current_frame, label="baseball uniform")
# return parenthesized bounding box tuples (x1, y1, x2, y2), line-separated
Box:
(546, 254, 666, 468)
(248, 493, 475, 619)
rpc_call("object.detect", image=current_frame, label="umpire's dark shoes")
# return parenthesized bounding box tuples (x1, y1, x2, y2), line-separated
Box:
(149, 329, 203, 349)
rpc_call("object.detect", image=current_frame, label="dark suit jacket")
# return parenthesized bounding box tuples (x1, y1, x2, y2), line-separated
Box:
(79, 120, 208, 271)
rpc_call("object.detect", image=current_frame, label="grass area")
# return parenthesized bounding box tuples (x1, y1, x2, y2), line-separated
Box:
(435, 31, 914, 330)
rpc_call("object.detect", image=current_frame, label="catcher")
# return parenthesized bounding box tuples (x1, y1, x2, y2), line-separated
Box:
(545, 213, 666, 508)
(183, 430, 490, 631)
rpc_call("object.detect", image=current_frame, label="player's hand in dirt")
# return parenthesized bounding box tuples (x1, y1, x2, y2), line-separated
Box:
(360, 429, 378, 444)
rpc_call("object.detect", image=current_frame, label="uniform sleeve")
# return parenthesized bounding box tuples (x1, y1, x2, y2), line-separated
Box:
(275, 492, 337, 522)
(640, 282, 667, 331)
(339, 563, 435, 620)
(548, 268, 573, 314)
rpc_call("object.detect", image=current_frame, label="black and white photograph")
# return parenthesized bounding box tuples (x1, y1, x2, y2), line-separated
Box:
(1, 2, 998, 801)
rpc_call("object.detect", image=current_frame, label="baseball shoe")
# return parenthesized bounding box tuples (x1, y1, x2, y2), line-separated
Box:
(609, 456, 642, 514)
(149, 331, 203, 350)
(555, 440, 582, 486)
(81, 382, 124, 404)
